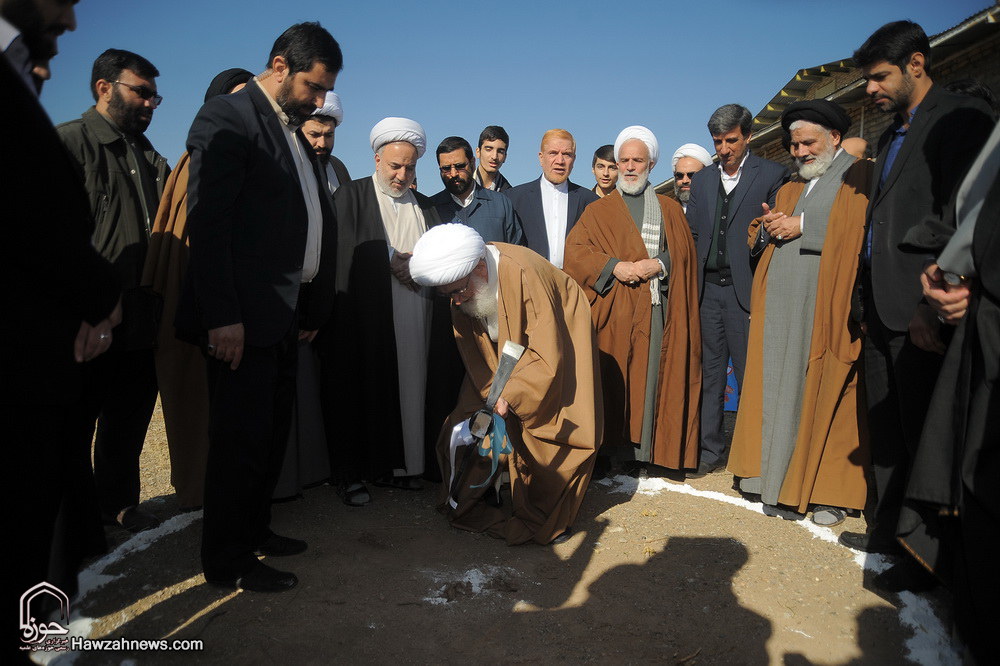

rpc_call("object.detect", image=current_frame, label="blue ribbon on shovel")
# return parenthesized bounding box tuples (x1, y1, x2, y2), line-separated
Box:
(471, 412, 512, 488)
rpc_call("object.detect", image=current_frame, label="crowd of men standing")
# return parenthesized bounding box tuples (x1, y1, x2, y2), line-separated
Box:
(4, 1, 997, 659)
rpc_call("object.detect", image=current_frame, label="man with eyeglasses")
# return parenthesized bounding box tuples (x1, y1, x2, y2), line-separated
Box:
(430, 136, 523, 245)
(424, 136, 524, 482)
(57, 48, 169, 535)
(670, 143, 713, 213)
(409, 223, 602, 545)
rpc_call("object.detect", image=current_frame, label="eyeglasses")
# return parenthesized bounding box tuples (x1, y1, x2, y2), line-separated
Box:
(439, 162, 470, 174)
(112, 81, 163, 108)
(674, 171, 698, 180)
(440, 274, 473, 300)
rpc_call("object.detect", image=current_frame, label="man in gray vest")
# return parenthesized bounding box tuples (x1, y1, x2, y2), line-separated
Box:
(728, 100, 872, 527)
(685, 104, 788, 477)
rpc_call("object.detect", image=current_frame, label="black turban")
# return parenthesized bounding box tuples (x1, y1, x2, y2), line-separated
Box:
(204, 68, 254, 102)
(780, 100, 851, 135)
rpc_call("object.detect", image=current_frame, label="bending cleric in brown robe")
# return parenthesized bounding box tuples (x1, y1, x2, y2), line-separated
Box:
(728, 157, 873, 512)
(564, 191, 701, 469)
(140, 151, 209, 509)
(436, 243, 603, 545)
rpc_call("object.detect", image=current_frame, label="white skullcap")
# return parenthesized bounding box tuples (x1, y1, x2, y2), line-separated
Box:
(370, 117, 426, 158)
(614, 125, 659, 163)
(312, 91, 343, 126)
(671, 143, 713, 170)
(410, 224, 486, 287)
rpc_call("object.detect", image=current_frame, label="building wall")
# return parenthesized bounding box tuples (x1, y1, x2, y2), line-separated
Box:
(757, 29, 1000, 169)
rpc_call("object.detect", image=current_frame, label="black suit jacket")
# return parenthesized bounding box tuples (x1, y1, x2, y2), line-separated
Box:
(506, 177, 598, 261)
(327, 155, 351, 196)
(0, 56, 120, 405)
(176, 82, 337, 347)
(866, 84, 995, 332)
(685, 153, 788, 311)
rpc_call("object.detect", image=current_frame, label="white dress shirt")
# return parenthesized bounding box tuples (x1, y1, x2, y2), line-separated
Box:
(450, 186, 476, 209)
(539, 176, 569, 268)
(719, 151, 750, 195)
(255, 79, 324, 283)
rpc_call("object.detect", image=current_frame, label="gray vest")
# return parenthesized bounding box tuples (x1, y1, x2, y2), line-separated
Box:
(792, 150, 855, 254)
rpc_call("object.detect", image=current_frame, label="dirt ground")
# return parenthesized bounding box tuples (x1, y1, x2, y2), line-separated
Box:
(42, 403, 961, 665)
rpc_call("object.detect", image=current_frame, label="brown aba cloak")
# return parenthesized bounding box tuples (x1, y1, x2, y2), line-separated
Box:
(437, 243, 603, 545)
(564, 191, 701, 470)
(728, 159, 872, 512)
(140, 151, 210, 509)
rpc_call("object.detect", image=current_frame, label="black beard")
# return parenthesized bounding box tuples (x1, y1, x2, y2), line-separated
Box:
(314, 149, 330, 165)
(444, 176, 471, 197)
(108, 88, 150, 136)
(275, 78, 310, 126)
(4, 0, 58, 60)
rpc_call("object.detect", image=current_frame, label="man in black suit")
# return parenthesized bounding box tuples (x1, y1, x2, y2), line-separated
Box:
(176, 22, 342, 592)
(2, 0, 121, 606)
(507, 129, 599, 268)
(838, 22, 995, 585)
(685, 104, 788, 477)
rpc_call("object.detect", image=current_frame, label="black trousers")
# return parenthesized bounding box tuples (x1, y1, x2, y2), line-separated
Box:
(201, 330, 298, 580)
(863, 297, 944, 544)
(74, 346, 158, 518)
(8, 401, 105, 607)
(699, 281, 749, 466)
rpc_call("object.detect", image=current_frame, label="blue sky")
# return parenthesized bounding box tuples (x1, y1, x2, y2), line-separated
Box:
(40, 0, 991, 189)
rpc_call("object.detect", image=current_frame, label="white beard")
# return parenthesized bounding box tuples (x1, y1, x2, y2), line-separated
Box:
(619, 169, 650, 195)
(457, 275, 497, 320)
(796, 146, 837, 181)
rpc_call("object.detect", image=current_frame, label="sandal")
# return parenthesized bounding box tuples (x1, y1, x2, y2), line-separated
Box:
(338, 482, 371, 507)
(811, 505, 846, 527)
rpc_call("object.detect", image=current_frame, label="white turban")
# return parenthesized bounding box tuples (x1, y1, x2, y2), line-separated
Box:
(410, 224, 486, 287)
(614, 125, 659, 163)
(671, 143, 713, 170)
(370, 117, 426, 158)
(312, 91, 343, 126)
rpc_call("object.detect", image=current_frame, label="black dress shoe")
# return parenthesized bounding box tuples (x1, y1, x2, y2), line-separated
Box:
(838, 531, 903, 555)
(256, 533, 307, 557)
(109, 506, 161, 534)
(872, 560, 938, 593)
(687, 460, 721, 480)
(206, 562, 298, 592)
(550, 529, 572, 545)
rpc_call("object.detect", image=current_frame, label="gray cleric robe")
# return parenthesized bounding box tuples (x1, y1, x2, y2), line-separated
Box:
(740, 150, 855, 503)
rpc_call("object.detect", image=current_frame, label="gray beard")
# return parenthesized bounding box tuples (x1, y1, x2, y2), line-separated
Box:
(376, 171, 407, 199)
(619, 170, 649, 195)
(796, 147, 836, 180)
(673, 185, 691, 203)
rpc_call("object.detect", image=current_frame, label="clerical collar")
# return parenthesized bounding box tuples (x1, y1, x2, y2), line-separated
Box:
(540, 176, 568, 194)
(254, 77, 298, 129)
(451, 184, 476, 209)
